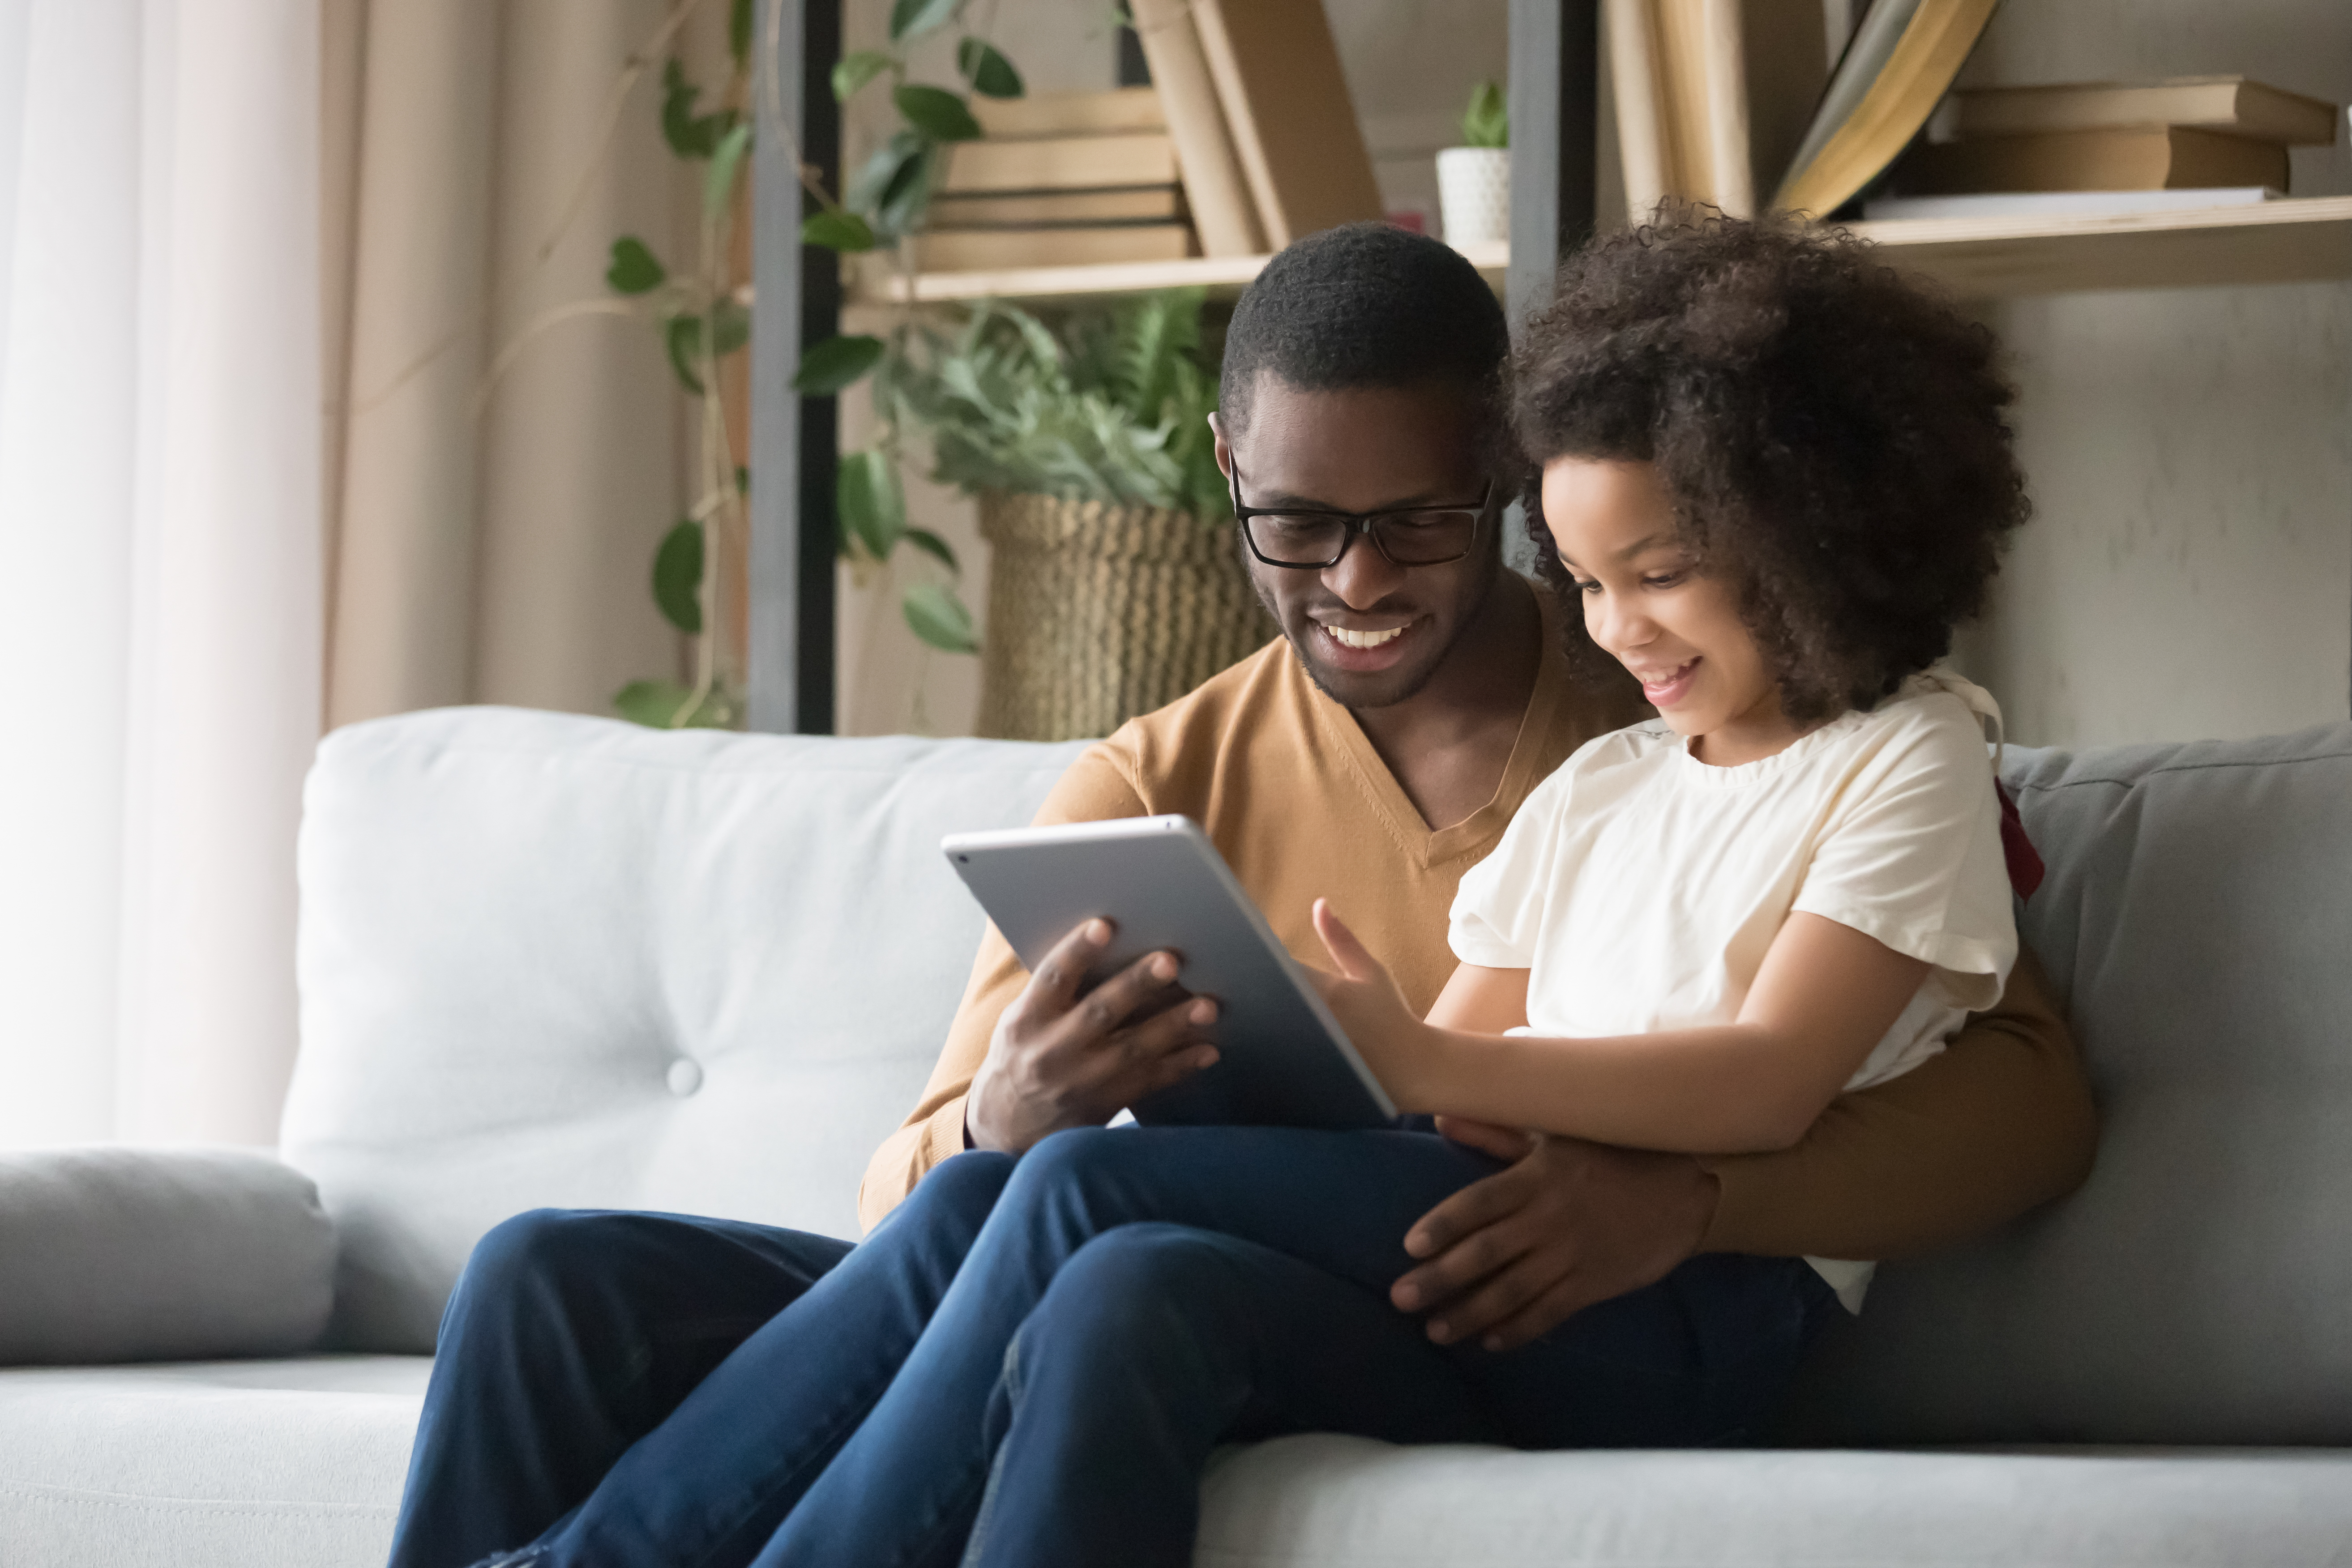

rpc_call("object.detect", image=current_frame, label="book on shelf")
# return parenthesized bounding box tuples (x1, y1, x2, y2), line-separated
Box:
(928, 187, 1189, 228)
(971, 85, 1166, 140)
(1771, 0, 2002, 218)
(1903, 125, 2290, 195)
(1605, 0, 1829, 220)
(1126, 0, 1263, 256)
(1863, 187, 2282, 222)
(907, 225, 1198, 273)
(939, 132, 1179, 195)
(1933, 76, 2340, 147)
(1187, 0, 1384, 249)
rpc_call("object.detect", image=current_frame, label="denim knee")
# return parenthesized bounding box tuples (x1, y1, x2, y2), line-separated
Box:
(891, 1147, 1016, 1235)
(458, 1209, 619, 1303)
(1030, 1223, 1224, 1340)
(999, 1124, 1130, 1210)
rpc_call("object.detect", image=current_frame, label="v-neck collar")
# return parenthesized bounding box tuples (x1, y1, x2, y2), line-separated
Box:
(1307, 584, 1569, 871)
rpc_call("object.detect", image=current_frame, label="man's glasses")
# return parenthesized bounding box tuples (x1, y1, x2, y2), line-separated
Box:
(1229, 462, 1490, 570)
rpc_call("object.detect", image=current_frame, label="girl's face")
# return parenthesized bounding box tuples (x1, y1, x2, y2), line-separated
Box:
(1541, 457, 1802, 767)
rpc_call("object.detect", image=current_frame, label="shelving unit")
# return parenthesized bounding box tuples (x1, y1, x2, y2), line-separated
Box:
(843, 201, 2352, 308)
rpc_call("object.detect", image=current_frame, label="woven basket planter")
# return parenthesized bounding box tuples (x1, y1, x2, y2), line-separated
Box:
(976, 491, 1277, 742)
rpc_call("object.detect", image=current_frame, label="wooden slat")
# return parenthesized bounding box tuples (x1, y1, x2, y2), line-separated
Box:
(842, 200, 2352, 308)
(1853, 195, 2352, 297)
(849, 241, 1509, 306)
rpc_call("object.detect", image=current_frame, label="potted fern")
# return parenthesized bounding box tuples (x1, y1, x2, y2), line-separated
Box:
(866, 286, 1272, 741)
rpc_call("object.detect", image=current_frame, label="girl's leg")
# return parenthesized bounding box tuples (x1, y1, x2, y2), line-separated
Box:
(751, 1125, 1833, 1568)
(746, 1125, 1514, 1568)
(503, 1149, 1017, 1568)
(966, 1222, 1506, 1568)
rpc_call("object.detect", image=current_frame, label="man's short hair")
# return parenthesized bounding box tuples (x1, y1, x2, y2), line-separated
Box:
(1219, 222, 1511, 431)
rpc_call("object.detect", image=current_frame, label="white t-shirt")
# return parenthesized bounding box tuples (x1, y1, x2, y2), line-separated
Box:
(1447, 669, 2020, 1308)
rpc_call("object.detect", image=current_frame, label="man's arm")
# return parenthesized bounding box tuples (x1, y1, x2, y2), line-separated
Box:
(857, 745, 1174, 1233)
(1698, 944, 2097, 1259)
(1391, 945, 2096, 1347)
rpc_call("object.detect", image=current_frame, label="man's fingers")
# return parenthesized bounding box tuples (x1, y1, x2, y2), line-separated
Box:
(1399, 1160, 1532, 1263)
(1422, 1247, 1561, 1347)
(1066, 947, 1185, 1041)
(1476, 1272, 1602, 1353)
(1022, 919, 1114, 1014)
(1138, 1041, 1221, 1097)
(1391, 1199, 1539, 1313)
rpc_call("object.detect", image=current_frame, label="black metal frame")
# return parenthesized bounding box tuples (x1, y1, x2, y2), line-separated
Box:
(748, 0, 841, 734)
(1506, 0, 1600, 329)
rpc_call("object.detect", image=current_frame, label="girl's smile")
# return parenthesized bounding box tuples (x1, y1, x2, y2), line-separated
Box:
(1540, 457, 1808, 768)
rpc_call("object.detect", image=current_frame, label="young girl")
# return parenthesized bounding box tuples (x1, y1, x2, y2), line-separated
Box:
(1315, 213, 2028, 1319)
(467, 216, 2033, 1568)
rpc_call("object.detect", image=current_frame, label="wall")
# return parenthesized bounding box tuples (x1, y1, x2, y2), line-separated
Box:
(1949, 0, 2352, 748)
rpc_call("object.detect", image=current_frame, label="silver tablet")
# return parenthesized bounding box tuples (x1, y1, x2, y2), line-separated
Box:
(941, 816, 1397, 1130)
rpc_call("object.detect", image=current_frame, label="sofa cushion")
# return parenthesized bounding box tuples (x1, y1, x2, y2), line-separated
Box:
(0, 1146, 334, 1364)
(0, 1354, 425, 1568)
(1194, 1435, 2352, 1568)
(282, 708, 1087, 1352)
(1783, 723, 2352, 1445)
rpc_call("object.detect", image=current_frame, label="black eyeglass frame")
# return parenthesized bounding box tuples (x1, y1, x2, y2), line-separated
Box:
(1227, 462, 1494, 571)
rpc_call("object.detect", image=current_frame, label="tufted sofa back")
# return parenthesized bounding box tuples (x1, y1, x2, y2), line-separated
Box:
(281, 707, 1086, 1351)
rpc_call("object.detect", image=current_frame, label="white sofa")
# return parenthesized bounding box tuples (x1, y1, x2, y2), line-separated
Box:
(4, 705, 2350, 1568)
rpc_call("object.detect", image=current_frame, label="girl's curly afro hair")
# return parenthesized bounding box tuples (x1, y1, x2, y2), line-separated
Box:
(1512, 211, 2030, 722)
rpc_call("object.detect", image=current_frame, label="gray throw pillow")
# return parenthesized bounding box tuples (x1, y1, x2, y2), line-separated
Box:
(0, 1146, 335, 1364)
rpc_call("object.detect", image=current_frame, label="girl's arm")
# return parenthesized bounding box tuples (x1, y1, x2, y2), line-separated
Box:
(1315, 901, 1929, 1154)
(1424, 962, 1530, 1035)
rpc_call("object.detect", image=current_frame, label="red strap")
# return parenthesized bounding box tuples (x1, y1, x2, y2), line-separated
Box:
(1996, 780, 2044, 900)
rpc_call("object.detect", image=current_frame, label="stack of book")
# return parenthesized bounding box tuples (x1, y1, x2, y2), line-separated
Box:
(904, 0, 1385, 275)
(913, 87, 1197, 273)
(1873, 76, 2342, 221)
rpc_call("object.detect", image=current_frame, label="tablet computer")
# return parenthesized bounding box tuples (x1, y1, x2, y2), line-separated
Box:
(940, 816, 1397, 1130)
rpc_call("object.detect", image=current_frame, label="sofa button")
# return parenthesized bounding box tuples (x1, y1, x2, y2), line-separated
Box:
(666, 1058, 704, 1098)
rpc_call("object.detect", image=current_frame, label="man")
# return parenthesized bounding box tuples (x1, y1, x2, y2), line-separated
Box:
(388, 224, 2095, 1568)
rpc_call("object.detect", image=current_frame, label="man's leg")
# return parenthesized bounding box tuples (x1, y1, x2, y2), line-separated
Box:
(505, 1149, 1018, 1568)
(386, 1208, 853, 1568)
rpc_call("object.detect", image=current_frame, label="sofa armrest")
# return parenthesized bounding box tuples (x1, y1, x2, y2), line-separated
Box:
(0, 1146, 335, 1364)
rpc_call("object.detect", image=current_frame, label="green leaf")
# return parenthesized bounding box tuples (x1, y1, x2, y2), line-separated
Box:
(729, 0, 754, 67)
(847, 130, 931, 237)
(889, 0, 964, 44)
(902, 581, 979, 653)
(794, 333, 885, 396)
(956, 38, 1024, 99)
(666, 315, 705, 394)
(606, 235, 667, 295)
(704, 121, 754, 218)
(652, 520, 705, 633)
(1462, 79, 1508, 149)
(802, 209, 879, 252)
(613, 678, 735, 729)
(661, 60, 714, 157)
(836, 448, 906, 559)
(902, 526, 960, 574)
(894, 84, 983, 142)
(833, 48, 893, 103)
(709, 298, 751, 358)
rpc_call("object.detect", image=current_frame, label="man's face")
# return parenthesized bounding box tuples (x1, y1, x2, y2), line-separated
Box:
(1214, 374, 1500, 711)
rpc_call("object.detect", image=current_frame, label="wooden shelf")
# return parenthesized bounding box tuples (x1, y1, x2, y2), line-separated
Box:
(1853, 195, 2352, 298)
(846, 239, 1509, 307)
(842, 202, 2352, 307)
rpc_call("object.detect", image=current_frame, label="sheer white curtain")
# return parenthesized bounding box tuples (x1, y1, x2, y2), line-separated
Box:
(0, 0, 322, 1147)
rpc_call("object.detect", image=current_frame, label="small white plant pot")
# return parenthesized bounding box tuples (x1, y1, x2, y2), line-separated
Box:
(1437, 147, 1510, 246)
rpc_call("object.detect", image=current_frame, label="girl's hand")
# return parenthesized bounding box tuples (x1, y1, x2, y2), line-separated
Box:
(1307, 899, 1442, 1106)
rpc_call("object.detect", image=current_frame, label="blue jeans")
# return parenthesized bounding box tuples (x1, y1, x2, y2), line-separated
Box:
(393, 1126, 1836, 1568)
